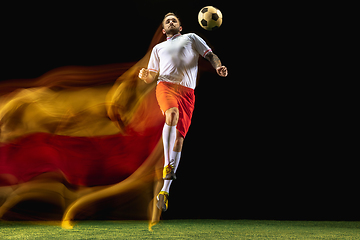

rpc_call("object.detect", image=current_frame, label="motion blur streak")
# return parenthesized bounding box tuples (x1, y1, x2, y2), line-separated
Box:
(0, 25, 167, 227)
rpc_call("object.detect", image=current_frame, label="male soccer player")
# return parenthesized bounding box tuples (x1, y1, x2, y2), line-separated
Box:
(139, 13, 228, 211)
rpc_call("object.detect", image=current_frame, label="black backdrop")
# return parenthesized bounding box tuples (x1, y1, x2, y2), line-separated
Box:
(1, 1, 354, 221)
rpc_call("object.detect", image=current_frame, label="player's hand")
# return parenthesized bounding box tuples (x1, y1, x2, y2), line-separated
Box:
(138, 68, 150, 82)
(216, 66, 228, 77)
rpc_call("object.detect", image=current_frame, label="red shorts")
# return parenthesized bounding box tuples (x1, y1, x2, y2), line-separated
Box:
(155, 81, 195, 138)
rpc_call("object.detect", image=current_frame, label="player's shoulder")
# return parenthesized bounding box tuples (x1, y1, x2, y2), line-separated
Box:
(153, 40, 168, 49)
(183, 33, 205, 42)
(183, 33, 199, 39)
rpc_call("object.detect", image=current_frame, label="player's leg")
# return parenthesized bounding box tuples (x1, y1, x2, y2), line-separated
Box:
(162, 107, 179, 180)
(157, 130, 184, 211)
(173, 132, 184, 152)
(156, 83, 194, 211)
(171, 131, 184, 172)
(161, 131, 184, 191)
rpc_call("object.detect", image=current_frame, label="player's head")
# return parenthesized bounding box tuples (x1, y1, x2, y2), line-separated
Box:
(162, 12, 182, 36)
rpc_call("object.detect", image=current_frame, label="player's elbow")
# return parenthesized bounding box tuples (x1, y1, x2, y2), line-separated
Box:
(205, 52, 214, 61)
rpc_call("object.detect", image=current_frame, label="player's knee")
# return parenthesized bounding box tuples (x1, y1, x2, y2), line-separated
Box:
(167, 107, 178, 116)
(165, 107, 179, 126)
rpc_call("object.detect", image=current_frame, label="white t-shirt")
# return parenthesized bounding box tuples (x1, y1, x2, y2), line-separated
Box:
(147, 33, 212, 89)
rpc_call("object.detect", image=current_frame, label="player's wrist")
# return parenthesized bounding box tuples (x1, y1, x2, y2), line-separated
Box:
(143, 75, 153, 83)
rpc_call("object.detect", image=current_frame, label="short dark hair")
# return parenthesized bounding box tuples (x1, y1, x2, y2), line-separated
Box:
(162, 12, 181, 28)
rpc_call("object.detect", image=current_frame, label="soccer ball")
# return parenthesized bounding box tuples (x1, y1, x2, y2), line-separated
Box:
(198, 6, 223, 31)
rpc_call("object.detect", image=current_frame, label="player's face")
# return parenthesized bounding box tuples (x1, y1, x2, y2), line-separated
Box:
(162, 16, 182, 35)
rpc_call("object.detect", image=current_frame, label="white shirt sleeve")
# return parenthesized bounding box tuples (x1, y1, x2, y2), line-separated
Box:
(147, 47, 160, 73)
(191, 33, 212, 58)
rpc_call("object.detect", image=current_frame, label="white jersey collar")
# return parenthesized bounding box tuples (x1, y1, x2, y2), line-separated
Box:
(167, 33, 181, 41)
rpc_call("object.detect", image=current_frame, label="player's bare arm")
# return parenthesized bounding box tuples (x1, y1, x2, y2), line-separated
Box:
(139, 68, 156, 83)
(205, 52, 228, 77)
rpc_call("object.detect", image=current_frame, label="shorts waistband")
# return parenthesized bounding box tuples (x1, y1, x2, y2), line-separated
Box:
(157, 80, 194, 92)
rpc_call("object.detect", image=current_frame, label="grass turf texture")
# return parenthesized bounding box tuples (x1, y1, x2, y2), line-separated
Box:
(1, 219, 360, 239)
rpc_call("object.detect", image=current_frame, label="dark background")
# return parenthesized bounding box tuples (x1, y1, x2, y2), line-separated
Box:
(0, 2, 353, 221)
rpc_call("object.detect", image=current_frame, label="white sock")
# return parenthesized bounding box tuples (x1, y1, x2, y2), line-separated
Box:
(161, 180, 172, 194)
(162, 123, 176, 167)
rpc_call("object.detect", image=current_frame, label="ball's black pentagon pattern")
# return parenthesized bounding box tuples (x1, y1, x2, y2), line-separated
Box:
(201, 7, 208, 13)
(212, 13, 219, 21)
(201, 19, 208, 26)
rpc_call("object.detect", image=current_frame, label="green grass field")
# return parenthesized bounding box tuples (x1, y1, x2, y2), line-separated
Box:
(1, 219, 360, 239)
